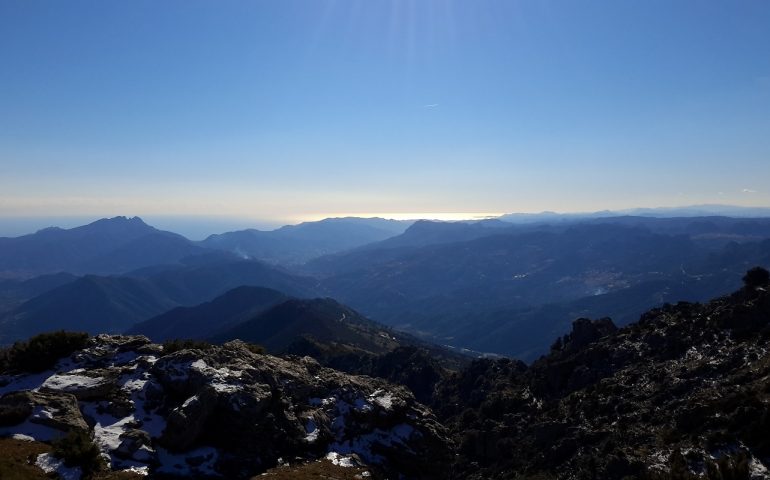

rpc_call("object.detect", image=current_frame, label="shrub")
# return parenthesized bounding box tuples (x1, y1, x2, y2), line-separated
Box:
(743, 266, 770, 288)
(244, 342, 266, 355)
(0, 331, 89, 374)
(52, 429, 105, 477)
(160, 339, 214, 356)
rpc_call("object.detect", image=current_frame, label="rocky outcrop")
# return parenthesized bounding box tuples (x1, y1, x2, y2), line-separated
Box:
(0, 390, 89, 433)
(434, 282, 770, 479)
(0, 335, 452, 478)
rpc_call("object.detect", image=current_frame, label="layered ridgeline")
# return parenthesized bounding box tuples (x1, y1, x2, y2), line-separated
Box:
(129, 288, 467, 380)
(199, 217, 411, 265)
(309, 217, 770, 359)
(1, 269, 770, 478)
(0, 261, 315, 345)
(2, 214, 770, 360)
(0, 216, 410, 279)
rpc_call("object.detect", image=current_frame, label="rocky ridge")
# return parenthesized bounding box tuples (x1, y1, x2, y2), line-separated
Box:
(0, 335, 451, 478)
(432, 276, 770, 479)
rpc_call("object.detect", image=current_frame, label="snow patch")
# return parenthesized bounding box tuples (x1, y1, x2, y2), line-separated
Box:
(750, 457, 769, 479)
(305, 419, 319, 443)
(326, 451, 357, 468)
(120, 465, 150, 476)
(368, 389, 393, 410)
(41, 373, 105, 392)
(35, 453, 82, 480)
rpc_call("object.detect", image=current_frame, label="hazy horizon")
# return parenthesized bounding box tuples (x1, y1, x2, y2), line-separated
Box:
(2, 202, 770, 240)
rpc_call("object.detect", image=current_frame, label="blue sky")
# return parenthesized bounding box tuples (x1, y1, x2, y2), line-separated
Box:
(1, 0, 769, 232)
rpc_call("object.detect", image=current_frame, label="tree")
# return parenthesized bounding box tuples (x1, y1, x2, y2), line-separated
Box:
(743, 266, 770, 288)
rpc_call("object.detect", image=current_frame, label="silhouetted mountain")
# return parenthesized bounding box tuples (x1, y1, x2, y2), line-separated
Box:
(0, 275, 178, 343)
(498, 204, 770, 223)
(309, 221, 770, 358)
(0, 259, 317, 344)
(585, 216, 770, 247)
(200, 217, 410, 265)
(128, 286, 289, 341)
(212, 297, 406, 353)
(0, 272, 78, 313)
(212, 295, 469, 377)
(0, 216, 210, 277)
(303, 220, 538, 276)
(306, 216, 770, 277)
(142, 259, 316, 304)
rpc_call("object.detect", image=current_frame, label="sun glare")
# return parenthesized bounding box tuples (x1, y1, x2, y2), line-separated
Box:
(300, 212, 504, 222)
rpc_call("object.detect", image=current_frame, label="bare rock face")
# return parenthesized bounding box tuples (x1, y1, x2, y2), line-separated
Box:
(0, 390, 89, 433)
(151, 340, 452, 478)
(40, 370, 117, 400)
(0, 335, 452, 478)
(435, 282, 770, 479)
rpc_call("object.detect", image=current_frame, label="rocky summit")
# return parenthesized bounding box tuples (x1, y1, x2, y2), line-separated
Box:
(0, 335, 451, 479)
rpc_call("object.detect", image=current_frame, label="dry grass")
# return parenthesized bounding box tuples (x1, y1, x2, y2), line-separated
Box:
(0, 438, 51, 480)
(256, 459, 378, 480)
(0, 437, 145, 480)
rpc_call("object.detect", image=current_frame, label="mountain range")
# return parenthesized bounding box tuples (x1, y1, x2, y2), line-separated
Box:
(309, 218, 770, 358)
(1, 270, 769, 478)
(198, 217, 411, 264)
(0, 260, 313, 344)
(0, 211, 769, 361)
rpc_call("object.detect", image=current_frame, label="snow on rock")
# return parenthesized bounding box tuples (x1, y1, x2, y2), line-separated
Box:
(1, 335, 452, 478)
(0, 369, 55, 396)
(35, 453, 82, 480)
(749, 456, 770, 480)
(304, 418, 319, 443)
(41, 373, 110, 398)
(368, 389, 393, 411)
(325, 451, 358, 467)
(0, 415, 63, 442)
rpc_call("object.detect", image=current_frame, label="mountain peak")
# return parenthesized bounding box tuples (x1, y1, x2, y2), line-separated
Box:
(90, 215, 149, 226)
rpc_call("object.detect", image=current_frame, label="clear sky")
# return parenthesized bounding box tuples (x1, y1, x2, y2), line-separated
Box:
(1, 0, 769, 231)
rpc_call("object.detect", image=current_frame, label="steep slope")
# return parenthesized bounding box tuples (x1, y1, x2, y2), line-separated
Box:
(0, 259, 317, 344)
(128, 286, 290, 341)
(0, 216, 210, 277)
(200, 217, 410, 265)
(136, 288, 469, 387)
(143, 259, 316, 303)
(433, 272, 770, 479)
(0, 272, 78, 313)
(211, 297, 405, 354)
(0, 276, 178, 343)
